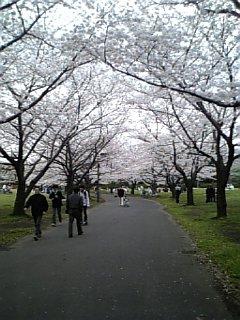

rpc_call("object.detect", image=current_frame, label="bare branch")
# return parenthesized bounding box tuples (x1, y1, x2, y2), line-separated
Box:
(0, 3, 57, 52)
(0, 0, 19, 11)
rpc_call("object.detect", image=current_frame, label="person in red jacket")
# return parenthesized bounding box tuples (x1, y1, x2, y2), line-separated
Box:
(25, 187, 49, 241)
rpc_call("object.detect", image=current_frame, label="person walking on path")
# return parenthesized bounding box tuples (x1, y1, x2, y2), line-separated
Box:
(80, 185, 90, 225)
(175, 184, 182, 204)
(24, 187, 49, 241)
(49, 187, 65, 226)
(117, 187, 125, 206)
(66, 187, 83, 238)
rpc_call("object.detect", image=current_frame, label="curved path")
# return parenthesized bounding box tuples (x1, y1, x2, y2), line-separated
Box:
(0, 195, 235, 320)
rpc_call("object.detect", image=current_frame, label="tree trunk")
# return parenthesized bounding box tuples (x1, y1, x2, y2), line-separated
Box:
(216, 168, 228, 218)
(170, 186, 175, 199)
(66, 172, 74, 196)
(131, 185, 135, 195)
(12, 180, 26, 215)
(151, 181, 157, 195)
(216, 184, 227, 218)
(186, 185, 194, 205)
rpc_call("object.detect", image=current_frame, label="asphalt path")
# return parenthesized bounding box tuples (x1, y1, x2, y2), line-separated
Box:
(0, 195, 235, 320)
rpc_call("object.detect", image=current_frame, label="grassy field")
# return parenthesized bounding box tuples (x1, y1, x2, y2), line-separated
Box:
(0, 191, 100, 247)
(157, 188, 240, 304)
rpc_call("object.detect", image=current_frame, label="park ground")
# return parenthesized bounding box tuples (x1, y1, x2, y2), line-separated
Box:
(0, 188, 239, 313)
(157, 189, 240, 313)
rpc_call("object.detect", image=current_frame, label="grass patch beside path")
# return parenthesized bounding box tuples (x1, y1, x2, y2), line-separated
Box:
(0, 192, 102, 247)
(158, 188, 240, 307)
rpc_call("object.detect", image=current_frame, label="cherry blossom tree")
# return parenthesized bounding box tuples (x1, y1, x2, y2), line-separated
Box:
(0, 0, 95, 124)
(85, 0, 239, 215)
(53, 113, 126, 195)
(0, 89, 80, 215)
(168, 95, 239, 216)
(133, 102, 215, 204)
(0, 0, 61, 53)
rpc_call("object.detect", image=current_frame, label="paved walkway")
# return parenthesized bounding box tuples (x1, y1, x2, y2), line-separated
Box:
(0, 195, 235, 320)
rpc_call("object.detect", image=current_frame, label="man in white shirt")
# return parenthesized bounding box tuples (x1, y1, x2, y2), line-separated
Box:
(79, 186, 90, 225)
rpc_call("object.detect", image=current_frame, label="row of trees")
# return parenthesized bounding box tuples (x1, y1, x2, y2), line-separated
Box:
(85, 0, 239, 217)
(0, 0, 127, 214)
(0, 0, 239, 218)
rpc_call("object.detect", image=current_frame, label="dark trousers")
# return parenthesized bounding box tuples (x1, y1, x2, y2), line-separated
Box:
(52, 206, 62, 224)
(83, 206, 88, 222)
(206, 195, 215, 203)
(33, 214, 42, 236)
(68, 214, 83, 237)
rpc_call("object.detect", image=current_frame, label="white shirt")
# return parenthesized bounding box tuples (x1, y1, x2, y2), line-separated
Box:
(80, 190, 90, 207)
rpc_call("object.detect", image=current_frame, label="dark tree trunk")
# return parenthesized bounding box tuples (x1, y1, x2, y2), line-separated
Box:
(216, 167, 229, 218)
(151, 181, 157, 195)
(12, 179, 26, 215)
(131, 185, 135, 195)
(186, 184, 194, 205)
(66, 172, 74, 196)
(170, 186, 175, 199)
(216, 184, 227, 218)
(84, 174, 91, 193)
(131, 180, 137, 195)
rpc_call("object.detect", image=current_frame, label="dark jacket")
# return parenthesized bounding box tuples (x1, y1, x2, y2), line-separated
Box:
(25, 194, 49, 216)
(49, 190, 64, 208)
(66, 193, 83, 216)
(117, 188, 125, 197)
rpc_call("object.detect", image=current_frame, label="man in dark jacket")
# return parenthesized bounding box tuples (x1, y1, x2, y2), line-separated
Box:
(117, 187, 125, 206)
(66, 187, 83, 238)
(25, 188, 49, 241)
(49, 187, 65, 226)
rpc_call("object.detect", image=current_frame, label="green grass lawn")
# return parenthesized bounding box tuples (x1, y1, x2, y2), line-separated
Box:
(157, 188, 240, 299)
(0, 191, 101, 247)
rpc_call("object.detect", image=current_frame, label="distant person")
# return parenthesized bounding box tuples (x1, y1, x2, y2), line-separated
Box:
(175, 185, 182, 204)
(49, 187, 65, 226)
(66, 187, 83, 238)
(117, 187, 125, 206)
(141, 188, 146, 197)
(80, 186, 90, 225)
(206, 186, 211, 203)
(2, 184, 7, 194)
(148, 188, 153, 197)
(209, 186, 216, 202)
(24, 188, 49, 241)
